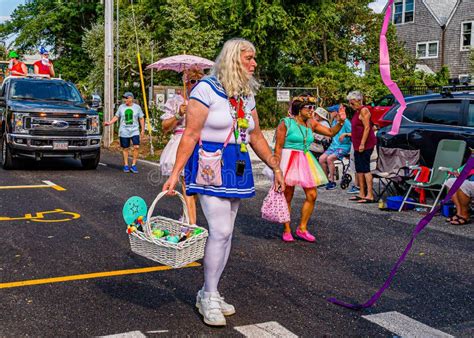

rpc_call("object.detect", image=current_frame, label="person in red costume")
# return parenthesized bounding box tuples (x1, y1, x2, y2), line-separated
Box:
(34, 47, 55, 77)
(7, 51, 27, 76)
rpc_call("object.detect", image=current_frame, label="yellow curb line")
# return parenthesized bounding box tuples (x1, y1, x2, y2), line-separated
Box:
(0, 262, 201, 289)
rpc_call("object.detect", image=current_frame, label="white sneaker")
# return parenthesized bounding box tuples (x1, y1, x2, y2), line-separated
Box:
(197, 291, 227, 326)
(196, 289, 236, 316)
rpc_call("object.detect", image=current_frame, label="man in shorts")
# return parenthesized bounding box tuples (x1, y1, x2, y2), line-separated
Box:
(104, 92, 145, 173)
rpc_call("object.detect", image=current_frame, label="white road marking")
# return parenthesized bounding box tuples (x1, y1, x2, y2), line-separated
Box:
(99, 162, 108, 166)
(99, 331, 146, 338)
(362, 311, 454, 337)
(137, 158, 160, 167)
(234, 321, 298, 337)
(146, 330, 169, 333)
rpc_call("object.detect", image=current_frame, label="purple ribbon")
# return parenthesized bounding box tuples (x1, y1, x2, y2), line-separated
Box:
(379, 0, 407, 136)
(328, 156, 474, 310)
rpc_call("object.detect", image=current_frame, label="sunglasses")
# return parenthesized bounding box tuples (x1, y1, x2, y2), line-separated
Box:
(303, 104, 316, 110)
(188, 79, 198, 85)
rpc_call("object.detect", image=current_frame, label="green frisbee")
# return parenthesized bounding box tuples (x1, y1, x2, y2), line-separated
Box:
(123, 196, 148, 225)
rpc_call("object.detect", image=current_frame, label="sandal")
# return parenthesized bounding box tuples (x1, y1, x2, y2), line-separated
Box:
(357, 198, 377, 204)
(450, 216, 470, 225)
(349, 196, 364, 201)
(445, 215, 460, 223)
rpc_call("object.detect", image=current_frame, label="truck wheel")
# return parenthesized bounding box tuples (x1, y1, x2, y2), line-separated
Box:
(81, 151, 100, 170)
(1, 135, 15, 170)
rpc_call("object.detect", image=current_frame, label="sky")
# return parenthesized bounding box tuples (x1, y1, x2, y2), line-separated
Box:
(0, 0, 25, 23)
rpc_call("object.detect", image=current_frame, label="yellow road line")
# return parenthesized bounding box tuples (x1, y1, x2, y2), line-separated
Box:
(0, 185, 51, 190)
(0, 263, 201, 289)
(0, 180, 66, 191)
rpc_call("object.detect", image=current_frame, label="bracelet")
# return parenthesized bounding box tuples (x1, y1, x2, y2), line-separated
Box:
(174, 112, 183, 120)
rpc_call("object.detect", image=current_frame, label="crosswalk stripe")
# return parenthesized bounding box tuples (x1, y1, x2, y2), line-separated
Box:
(362, 311, 454, 337)
(234, 321, 298, 337)
(100, 331, 146, 338)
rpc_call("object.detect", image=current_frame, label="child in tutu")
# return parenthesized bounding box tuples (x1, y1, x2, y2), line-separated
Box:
(159, 67, 204, 225)
(274, 95, 347, 242)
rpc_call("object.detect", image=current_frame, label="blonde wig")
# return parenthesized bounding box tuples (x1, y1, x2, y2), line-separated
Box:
(211, 38, 259, 97)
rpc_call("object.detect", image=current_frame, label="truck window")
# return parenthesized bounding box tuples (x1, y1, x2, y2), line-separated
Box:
(422, 100, 462, 126)
(10, 80, 83, 102)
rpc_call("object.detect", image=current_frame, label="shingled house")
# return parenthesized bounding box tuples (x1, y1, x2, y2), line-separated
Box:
(389, 0, 473, 82)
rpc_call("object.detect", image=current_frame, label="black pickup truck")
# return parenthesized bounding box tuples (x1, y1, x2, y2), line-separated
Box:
(0, 76, 101, 169)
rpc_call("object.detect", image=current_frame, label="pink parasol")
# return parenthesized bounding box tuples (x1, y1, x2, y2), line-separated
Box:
(146, 54, 214, 72)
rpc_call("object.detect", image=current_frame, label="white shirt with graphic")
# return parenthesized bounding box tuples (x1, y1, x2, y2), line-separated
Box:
(115, 103, 144, 138)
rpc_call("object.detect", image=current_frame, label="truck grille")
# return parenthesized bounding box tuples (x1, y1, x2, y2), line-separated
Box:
(30, 129, 87, 136)
(28, 117, 88, 137)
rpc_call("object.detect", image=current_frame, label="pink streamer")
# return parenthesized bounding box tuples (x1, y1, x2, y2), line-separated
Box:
(380, 0, 406, 135)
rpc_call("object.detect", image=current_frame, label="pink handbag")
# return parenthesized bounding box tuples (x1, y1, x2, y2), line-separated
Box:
(195, 126, 234, 187)
(261, 186, 290, 223)
(196, 148, 224, 186)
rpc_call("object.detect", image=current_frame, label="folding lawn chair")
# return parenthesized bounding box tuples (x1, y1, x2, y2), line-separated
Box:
(372, 147, 420, 202)
(398, 139, 467, 212)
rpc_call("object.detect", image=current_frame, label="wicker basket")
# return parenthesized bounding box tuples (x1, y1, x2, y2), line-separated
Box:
(128, 191, 208, 268)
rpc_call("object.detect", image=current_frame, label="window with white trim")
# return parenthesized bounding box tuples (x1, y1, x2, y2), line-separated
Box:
(393, 0, 414, 24)
(416, 41, 439, 59)
(461, 21, 473, 51)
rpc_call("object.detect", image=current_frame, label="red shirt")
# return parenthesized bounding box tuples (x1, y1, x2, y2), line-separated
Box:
(10, 62, 27, 75)
(34, 60, 52, 75)
(351, 105, 376, 151)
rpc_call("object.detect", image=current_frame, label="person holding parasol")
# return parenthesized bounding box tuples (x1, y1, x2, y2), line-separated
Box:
(159, 66, 205, 225)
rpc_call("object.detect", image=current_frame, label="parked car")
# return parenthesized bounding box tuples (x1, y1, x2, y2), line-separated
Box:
(377, 91, 474, 166)
(0, 76, 102, 169)
(369, 94, 413, 127)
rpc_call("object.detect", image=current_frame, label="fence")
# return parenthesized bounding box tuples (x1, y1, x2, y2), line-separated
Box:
(256, 86, 319, 129)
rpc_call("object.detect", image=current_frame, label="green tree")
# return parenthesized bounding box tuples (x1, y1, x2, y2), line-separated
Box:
(162, 0, 223, 59)
(82, 12, 153, 98)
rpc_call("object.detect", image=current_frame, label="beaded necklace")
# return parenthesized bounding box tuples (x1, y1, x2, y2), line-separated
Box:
(228, 96, 252, 153)
(294, 118, 309, 153)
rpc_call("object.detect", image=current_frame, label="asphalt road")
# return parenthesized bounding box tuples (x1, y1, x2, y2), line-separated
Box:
(0, 150, 472, 337)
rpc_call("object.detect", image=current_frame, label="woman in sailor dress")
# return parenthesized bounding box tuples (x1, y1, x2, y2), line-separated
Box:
(162, 38, 285, 326)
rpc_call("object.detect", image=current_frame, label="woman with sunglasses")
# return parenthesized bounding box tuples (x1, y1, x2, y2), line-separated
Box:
(274, 95, 347, 242)
(159, 67, 204, 225)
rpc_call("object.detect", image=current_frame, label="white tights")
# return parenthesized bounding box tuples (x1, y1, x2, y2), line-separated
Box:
(198, 195, 240, 293)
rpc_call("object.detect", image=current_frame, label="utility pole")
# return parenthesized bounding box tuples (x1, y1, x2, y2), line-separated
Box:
(116, 0, 119, 106)
(150, 41, 154, 107)
(103, 0, 114, 147)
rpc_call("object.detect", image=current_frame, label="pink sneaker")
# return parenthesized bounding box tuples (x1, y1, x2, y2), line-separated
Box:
(282, 232, 294, 242)
(295, 228, 316, 242)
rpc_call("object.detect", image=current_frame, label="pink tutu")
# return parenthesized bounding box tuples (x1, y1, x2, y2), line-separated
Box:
(280, 148, 328, 187)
